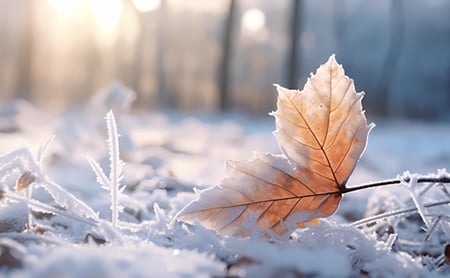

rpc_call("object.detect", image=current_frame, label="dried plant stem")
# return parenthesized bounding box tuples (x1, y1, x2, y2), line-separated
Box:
(3, 191, 98, 227)
(342, 176, 450, 194)
(26, 186, 33, 231)
(350, 199, 450, 228)
(0, 232, 67, 245)
(106, 111, 122, 228)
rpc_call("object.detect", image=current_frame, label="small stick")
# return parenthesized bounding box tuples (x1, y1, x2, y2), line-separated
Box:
(342, 176, 450, 194)
(350, 199, 450, 228)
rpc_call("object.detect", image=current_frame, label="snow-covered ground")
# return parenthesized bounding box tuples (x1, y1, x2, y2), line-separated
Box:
(0, 98, 449, 277)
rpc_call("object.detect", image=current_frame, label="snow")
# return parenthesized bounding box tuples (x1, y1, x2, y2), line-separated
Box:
(13, 242, 224, 278)
(0, 99, 450, 277)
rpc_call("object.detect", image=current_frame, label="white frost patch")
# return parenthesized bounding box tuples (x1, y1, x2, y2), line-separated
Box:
(13, 242, 224, 278)
(228, 238, 352, 277)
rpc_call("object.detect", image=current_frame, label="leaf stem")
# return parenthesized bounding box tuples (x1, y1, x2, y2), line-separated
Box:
(342, 176, 450, 194)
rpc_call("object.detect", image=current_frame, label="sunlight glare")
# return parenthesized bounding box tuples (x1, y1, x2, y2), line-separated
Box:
(132, 0, 161, 13)
(48, 0, 78, 16)
(241, 8, 266, 36)
(92, 0, 123, 31)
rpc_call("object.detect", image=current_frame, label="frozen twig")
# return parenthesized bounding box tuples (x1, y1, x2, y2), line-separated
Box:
(25, 135, 53, 232)
(106, 111, 124, 228)
(402, 173, 431, 229)
(89, 111, 124, 228)
(107, 111, 121, 228)
(87, 157, 110, 189)
(0, 190, 98, 226)
(350, 199, 450, 228)
(0, 146, 98, 220)
(16, 171, 36, 231)
(424, 216, 442, 242)
(36, 135, 54, 165)
(343, 175, 450, 194)
(385, 233, 398, 251)
(0, 232, 67, 246)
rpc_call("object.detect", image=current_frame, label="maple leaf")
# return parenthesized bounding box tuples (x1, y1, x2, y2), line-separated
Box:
(174, 55, 374, 237)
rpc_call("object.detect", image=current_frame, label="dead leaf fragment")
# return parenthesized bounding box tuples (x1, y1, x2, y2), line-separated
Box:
(175, 55, 372, 237)
(227, 256, 261, 276)
(16, 171, 36, 191)
(0, 239, 25, 269)
(445, 244, 450, 264)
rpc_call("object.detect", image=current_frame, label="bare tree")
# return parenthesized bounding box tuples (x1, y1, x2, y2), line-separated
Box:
(218, 0, 237, 111)
(156, 0, 167, 108)
(379, 0, 404, 116)
(286, 0, 302, 89)
(15, 0, 34, 100)
(128, 0, 167, 109)
(83, 12, 99, 100)
(129, 6, 146, 103)
(333, 0, 346, 58)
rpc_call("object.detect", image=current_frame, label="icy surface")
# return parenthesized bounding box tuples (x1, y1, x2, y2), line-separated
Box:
(0, 102, 450, 277)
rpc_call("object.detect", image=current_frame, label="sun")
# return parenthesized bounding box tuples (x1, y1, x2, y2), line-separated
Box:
(132, 0, 161, 13)
(91, 0, 123, 31)
(48, 0, 123, 31)
(241, 8, 266, 36)
(48, 0, 78, 16)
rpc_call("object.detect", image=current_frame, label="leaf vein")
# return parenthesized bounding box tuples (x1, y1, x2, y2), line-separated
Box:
(218, 206, 247, 233)
(279, 128, 321, 151)
(330, 78, 351, 113)
(227, 162, 298, 197)
(182, 192, 341, 215)
(284, 94, 339, 186)
(324, 94, 361, 151)
(275, 112, 308, 130)
(255, 201, 274, 223)
(334, 126, 360, 174)
(269, 198, 301, 230)
(256, 158, 315, 195)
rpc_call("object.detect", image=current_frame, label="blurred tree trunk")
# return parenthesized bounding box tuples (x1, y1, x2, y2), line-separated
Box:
(15, 0, 34, 100)
(333, 0, 346, 59)
(218, 0, 237, 111)
(130, 0, 167, 109)
(379, 0, 404, 116)
(156, 0, 168, 108)
(84, 13, 99, 99)
(131, 11, 147, 106)
(287, 0, 302, 88)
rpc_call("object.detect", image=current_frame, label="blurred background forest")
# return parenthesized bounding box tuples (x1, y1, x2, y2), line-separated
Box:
(0, 0, 449, 120)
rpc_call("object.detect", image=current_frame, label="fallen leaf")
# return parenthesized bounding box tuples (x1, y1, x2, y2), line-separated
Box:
(175, 55, 373, 237)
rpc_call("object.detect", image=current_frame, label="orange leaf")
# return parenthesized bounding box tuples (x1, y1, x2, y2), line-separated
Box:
(175, 55, 373, 238)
